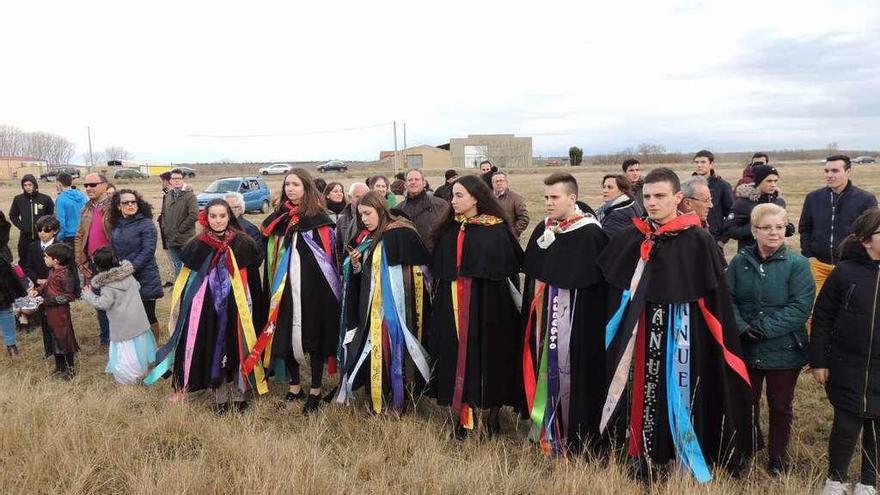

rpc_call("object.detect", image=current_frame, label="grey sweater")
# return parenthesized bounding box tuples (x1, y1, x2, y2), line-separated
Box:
(81, 261, 151, 342)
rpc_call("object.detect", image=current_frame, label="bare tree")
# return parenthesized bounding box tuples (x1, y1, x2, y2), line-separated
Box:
(82, 151, 106, 167)
(0, 125, 26, 156)
(104, 145, 133, 161)
(826, 142, 839, 151)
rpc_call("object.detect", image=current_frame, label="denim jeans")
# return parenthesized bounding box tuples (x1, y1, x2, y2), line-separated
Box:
(1, 307, 15, 347)
(97, 309, 109, 345)
(167, 246, 184, 277)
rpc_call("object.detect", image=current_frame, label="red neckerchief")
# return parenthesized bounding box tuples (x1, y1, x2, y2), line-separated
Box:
(355, 228, 370, 244)
(545, 211, 586, 234)
(262, 200, 301, 236)
(198, 229, 238, 269)
(632, 213, 702, 261)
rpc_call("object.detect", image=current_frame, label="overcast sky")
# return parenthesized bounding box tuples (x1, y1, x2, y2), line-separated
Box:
(3, 0, 877, 163)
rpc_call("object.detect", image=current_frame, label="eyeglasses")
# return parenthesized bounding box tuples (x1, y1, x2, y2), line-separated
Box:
(755, 225, 787, 233)
(686, 196, 713, 205)
(83, 182, 105, 188)
(120, 200, 138, 206)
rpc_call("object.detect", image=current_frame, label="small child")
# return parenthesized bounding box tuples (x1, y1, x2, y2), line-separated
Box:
(0, 256, 27, 356)
(30, 243, 78, 379)
(81, 247, 157, 384)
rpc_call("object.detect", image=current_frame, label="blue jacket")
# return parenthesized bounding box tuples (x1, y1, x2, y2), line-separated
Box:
(111, 214, 164, 300)
(55, 188, 88, 240)
(799, 181, 877, 264)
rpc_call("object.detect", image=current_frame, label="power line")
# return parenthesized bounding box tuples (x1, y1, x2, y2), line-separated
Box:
(187, 121, 394, 139)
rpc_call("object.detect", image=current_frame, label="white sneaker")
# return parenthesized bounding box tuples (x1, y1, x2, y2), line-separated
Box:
(823, 479, 850, 495)
(853, 483, 876, 495)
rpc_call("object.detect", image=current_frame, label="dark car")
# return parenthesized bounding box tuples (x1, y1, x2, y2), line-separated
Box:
(854, 156, 876, 164)
(173, 166, 197, 178)
(316, 160, 347, 173)
(40, 167, 81, 181)
(113, 168, 149, 180)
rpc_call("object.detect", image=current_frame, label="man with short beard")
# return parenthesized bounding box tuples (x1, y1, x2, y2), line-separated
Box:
(335, 182, 369, 264)
(74, 172, 113, 346)
(397, 169, 448, 251)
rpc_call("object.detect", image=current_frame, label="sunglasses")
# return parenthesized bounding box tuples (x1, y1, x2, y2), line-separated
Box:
(40, 228, 57, 233)
(83, 182, 105, 188)
(120, 200, 138, 206)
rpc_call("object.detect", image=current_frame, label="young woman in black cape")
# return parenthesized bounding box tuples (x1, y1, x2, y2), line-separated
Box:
(145, 199, 264, 413)
(429, 174, 525, 437)
(334, 191, 432, 413)
(260, 168, 342, 414)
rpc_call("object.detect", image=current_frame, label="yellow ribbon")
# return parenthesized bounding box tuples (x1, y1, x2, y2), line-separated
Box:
(369, 242, 385, 413)
(166, 266, 192, 337)
(413, 266, 424, 341)
(228, 254, 268, 395)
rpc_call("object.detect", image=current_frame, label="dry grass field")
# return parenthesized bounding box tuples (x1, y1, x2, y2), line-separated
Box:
(0, 160, 878, 494)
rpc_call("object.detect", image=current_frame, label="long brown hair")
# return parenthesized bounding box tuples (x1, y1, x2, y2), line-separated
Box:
(430, 174, 510, 247)
(840, 207, 880, 254)
(278, 168, 325, 217)
(357, 190, 394, 239)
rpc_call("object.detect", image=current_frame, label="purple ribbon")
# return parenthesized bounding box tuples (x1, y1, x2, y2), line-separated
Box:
(208, 254, 232, 383)
(301, 230, 342, 301)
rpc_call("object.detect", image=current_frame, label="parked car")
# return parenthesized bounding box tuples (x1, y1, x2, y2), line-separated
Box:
(173, 166, 197, 178)
(259, 163, 293, 175)
(40, 167, 81, 181)
(113, 168, 149, 180)
(854, 156, 876, 164)
(197, 176, 272, 213)
(317, 160, 347, 173)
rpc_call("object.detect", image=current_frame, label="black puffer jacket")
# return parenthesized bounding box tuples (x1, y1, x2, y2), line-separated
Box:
(721, 183, 790, 250)
(799, 181, 877, 264)
(8, 175, 54, 238)
(809, 243, 880, 415)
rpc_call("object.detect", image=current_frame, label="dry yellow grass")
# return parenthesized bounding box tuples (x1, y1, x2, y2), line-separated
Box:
(0, 160, 877, 494)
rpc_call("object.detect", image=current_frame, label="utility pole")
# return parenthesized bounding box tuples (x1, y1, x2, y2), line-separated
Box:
(393, 120, 399, 175)
(87, 126, 94, 167)
(403, 122, 407, 169)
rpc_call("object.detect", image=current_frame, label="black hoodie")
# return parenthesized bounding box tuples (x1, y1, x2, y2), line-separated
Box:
(8, 174, 54, 239)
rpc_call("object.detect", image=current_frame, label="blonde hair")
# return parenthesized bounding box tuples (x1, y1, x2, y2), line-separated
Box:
(750, 203, 787, 229)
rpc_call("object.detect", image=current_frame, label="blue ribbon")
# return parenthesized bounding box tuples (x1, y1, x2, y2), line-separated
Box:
(666, 303, 711, 483)
(338, 238, 373, 364)
(605, 290, 631, 349)
(379, 245, 406, 409)
(144, 256, 210, 386)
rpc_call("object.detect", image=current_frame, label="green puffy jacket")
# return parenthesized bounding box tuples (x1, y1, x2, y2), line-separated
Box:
(725, 244, 815, 369)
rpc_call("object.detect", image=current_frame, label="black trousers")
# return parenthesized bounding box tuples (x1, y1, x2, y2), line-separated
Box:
(285, 354, 325, 389)
(16, 232, 35, 266)
(829, 406, 879, 485)
(142, 299, 158, 325)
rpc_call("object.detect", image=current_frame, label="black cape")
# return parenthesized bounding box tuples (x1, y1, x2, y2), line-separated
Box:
(262, 211, 341, 361)
(598, 223, 753, 472)
(172, 234, 260, 392)
(521, 219, 611, 454)
(341, 223, 432, 397)
(429, 221, 525, 411)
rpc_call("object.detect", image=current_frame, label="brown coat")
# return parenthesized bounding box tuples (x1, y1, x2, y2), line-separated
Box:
(36, 266, 78, 354)
(495, 189, 530, 239)
(160, 188, 199, 248)
(73, 193, 112, 280)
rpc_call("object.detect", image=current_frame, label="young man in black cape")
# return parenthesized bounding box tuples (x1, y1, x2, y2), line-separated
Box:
(598, 167, 752, 483)
(521, 172, 611, 456)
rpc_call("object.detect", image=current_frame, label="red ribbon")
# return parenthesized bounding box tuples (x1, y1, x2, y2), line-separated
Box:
(632, 213, 702, 261)
(696, 298, 751, 387)
(451, 226, 473, 416)
(262, 200, 301, 236)
(628, 313, 647, 456)
(522, 282, 547, 414)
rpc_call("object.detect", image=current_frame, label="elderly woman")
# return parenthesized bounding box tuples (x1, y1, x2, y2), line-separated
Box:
(725, 203, 815, 476)
(369, 175, 397, 207)
(595, 174, 639, 238)
(109, 189, 164, 335)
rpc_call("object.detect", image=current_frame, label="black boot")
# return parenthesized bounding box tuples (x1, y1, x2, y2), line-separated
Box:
(303, 393, 322, 415)
(52, 354, 66, 377)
